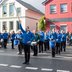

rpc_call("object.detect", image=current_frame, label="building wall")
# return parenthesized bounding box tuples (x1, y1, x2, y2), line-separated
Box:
(45, 0, 72, 18)
(25, 9, 43, 31)
(46, 22, 72, 33)
(45, 0, 72, 32)
(0, 0, 28, 32)
(0, 0, 43, 32)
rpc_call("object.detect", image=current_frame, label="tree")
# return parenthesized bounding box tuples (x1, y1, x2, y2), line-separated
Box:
(38, 16, 46, 31)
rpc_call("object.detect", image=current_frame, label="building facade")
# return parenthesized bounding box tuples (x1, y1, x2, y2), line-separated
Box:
(43, 0, 72, 33)
(0, 0, 44, 33)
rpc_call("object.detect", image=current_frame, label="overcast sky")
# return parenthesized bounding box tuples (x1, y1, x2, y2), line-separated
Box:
(22, 0, 45, 13)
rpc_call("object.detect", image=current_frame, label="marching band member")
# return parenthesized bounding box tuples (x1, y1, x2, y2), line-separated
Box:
(38, 29, 44, 53)
(44, 31, 50, 51)
(15, 30, 23, 55)
(56, 31, 62, 54)
(2, 31, 8, 49)
(31, 30, 40, 56)
(46, 31, 51, 50)
(61, 30, 67, 52)
(0, 32, 3, 48)
(49, 36, 56, 57)
(19, 22, 34, 65)
(11, 31, 16, 49)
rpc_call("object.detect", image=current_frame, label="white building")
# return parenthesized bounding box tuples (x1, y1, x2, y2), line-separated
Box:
(0, 0, 44, 32)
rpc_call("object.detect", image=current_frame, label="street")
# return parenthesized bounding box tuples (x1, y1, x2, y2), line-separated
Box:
(0, 45, 72, 72)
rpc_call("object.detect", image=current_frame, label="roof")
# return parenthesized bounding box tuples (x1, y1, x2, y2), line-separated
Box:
(16, 0, 44, 15)
(42, 0, 49, 5)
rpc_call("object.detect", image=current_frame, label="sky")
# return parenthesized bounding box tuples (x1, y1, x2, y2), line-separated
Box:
(22, 0, 45, 13)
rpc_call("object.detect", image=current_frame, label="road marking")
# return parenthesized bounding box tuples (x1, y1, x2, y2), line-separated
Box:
(25, 67, 38, 70)
(0, 64, 8, 67)
(10, 65, 22, 68)
(57, 70, 70, 72)
(41, 68, 53, 71)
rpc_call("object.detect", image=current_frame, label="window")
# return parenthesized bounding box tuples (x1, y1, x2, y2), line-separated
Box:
(60, 25, 67, 32)
(2, 4, 7, 16)
(2, 22, 7, 30)
(16, 21, 20, 30)
(9, 3, 14, 16)
(9, 21, 13, 31)
(60, 4, 67, 13)
(50, 5, 56, 14)
(17, 8, 21, 16)
(50, 25, 55, 31)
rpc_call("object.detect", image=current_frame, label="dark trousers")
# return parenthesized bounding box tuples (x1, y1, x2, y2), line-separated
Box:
(44, 40, 49, 51)
(61, 41, 66, 52)
(11, 39, 14, 49)
(33, 45, 38, 56)
(4, 39, 8, 48)
(0, 40, 2, 48)
(52, 48, 55, 57)
(56, 43, 61, 54)
(39, 41, 44, 53)
(18, 42, 22, 54)
(23, 44, 30, 63)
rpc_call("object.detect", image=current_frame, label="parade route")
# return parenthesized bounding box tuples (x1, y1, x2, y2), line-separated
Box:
(0, 45, 72, 72)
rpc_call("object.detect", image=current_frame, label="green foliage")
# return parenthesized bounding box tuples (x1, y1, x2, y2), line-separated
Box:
(38, 16, 46, 31)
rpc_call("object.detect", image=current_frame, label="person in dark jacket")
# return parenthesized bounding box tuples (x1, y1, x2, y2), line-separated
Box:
(2, 31, 8, 49)
(19, 22, 34, 65)
(11, 31, 16, 49)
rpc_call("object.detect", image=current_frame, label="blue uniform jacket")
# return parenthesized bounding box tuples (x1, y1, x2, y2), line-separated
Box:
(2, 32, 8, 39)
(38, 31, 44, 42)
(46, 31, 51, 40)
(49, 40, 55, 48)
(20, 24, 34, 45)
(0, 33, 2, 39)
(11, 33, 16, 40)
(50, 32, 57, 40)
(56, 33, 62, 43)
(61, 33, 66, 42)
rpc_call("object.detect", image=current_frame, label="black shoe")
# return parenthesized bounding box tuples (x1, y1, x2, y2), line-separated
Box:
(12, 48, 15, 49)
(26, 62, 29, 65)
(33, 54, 37, 56)
(18, 53, 22, 55)
(39, 51, 41, 53)
(23, 62, 27, 64)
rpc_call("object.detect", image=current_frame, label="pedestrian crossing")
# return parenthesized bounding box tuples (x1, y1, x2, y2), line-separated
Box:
(41, 68, 53, 71)
(10, 65, 22, 68)
(0, 64, 70, 72)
